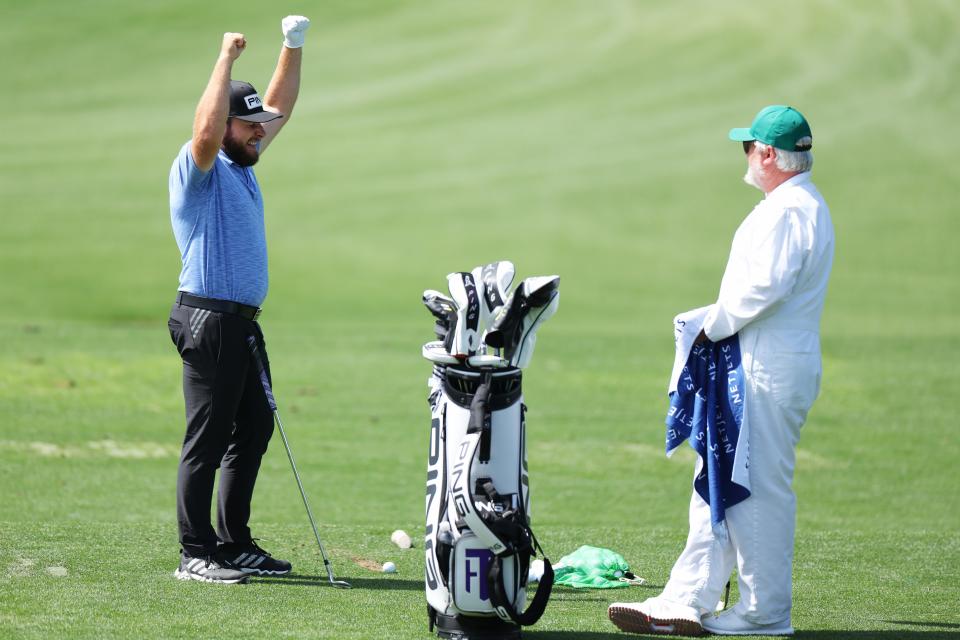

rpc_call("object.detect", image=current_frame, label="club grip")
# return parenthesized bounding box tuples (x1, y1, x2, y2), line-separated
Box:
(246, 335, 278, 411)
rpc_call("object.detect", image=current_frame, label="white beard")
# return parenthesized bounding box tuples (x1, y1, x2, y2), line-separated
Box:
(743, 164, 764, 191)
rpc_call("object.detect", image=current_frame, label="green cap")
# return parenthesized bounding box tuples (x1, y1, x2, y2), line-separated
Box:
(729, 105, 812, 151)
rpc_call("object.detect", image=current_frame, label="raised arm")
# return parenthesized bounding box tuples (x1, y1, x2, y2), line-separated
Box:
(259, 16, 310, 153)
(192, 33, 246, 171)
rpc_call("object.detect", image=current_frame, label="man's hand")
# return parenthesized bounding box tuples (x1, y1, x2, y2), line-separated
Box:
(221, 32, 246, 60)
(281, 16, 310, 49)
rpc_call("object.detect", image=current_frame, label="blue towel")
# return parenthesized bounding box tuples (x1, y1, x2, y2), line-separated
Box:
(666, 337, 750, 538)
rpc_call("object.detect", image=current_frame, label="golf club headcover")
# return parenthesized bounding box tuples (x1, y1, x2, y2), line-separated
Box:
(484, 276, 560, 368)
(422, 289, 457, 341)
(472, 261, 515, 350)
(446, 272, 482, 358)
(511, 288, 559, 368)
(281, 15, 311, 48)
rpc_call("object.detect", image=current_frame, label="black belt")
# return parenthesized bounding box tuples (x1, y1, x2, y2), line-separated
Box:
(176, 292, 261, 320)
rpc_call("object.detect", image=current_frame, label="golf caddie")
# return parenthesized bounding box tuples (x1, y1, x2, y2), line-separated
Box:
(610, 106, 834, 635)
(166, 16, 310, 584)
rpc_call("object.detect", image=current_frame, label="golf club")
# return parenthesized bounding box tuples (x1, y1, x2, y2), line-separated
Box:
(423, 340, 460, 364)
(246, 336, 351, 589)
(485, 275, 560, 367)
(422, 289, 457, 341)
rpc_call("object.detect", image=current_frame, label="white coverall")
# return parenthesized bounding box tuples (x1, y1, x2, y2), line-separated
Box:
(660, 171, 834, 624)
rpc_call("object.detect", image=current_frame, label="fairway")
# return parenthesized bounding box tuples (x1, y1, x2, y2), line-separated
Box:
(2, 1, 959, 638)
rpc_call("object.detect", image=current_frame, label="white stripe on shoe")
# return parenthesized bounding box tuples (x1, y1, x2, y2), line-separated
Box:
(175, 556, 249, 584)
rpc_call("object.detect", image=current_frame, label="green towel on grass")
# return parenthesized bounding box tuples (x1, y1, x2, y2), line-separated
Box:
(552, 545, 643, 589)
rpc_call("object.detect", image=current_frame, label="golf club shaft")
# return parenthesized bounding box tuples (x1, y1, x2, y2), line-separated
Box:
(272, 409, 336, 581)
(245, 335, 349, 587)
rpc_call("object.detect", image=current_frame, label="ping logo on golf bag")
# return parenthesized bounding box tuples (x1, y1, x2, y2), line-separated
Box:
(243, 93, 263, 109)
(449, 440, 471, 519)
(425, 413, 444, 592)
(463, 549, 494, 600)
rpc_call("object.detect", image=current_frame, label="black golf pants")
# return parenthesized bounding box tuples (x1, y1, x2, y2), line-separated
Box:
(168, 302, 274, 558)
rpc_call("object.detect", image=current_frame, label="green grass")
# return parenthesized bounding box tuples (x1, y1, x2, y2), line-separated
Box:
(2, 0, 959, 638)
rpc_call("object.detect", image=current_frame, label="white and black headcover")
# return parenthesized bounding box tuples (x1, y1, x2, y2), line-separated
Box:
(446, 272, 483, 358)
(472, 260, 515, 350)
(484, 276, 560, 368)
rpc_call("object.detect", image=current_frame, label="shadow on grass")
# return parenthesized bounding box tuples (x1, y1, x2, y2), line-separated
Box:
(798, 632, 960, 639)
(881, 621, 960, 630)
(526, 629, 960, 639)
(253, 573, 422, 590)
(524, 632, 627, 639)
(549, 585, 661, 604)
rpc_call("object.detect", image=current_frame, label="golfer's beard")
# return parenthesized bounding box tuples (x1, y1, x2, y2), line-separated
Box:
(743, 164, 764, 191)
(222, 137, 260, 167)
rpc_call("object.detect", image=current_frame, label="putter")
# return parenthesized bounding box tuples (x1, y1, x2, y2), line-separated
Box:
(466, 353, 509, 368)
(246, 336, 351, 589)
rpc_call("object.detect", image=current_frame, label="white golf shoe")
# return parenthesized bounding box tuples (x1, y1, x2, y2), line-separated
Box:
(608, 597, 705, 636)
(700, 608, 794, 636)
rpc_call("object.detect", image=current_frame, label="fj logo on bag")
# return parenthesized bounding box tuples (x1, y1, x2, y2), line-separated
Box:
(464, 549, 494, 600)
(244, 93, 262, 109)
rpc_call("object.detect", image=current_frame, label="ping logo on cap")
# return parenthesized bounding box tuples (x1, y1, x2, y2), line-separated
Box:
(243, 93, 262, 110)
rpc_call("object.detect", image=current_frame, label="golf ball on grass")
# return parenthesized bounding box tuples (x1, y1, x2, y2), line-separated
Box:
(382, 561, 397, 573)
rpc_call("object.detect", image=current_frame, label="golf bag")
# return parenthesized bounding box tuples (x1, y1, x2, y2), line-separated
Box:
(422, 262, 558, 640)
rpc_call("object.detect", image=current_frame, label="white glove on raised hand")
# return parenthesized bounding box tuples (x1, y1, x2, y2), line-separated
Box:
(281, 15, 310, 48)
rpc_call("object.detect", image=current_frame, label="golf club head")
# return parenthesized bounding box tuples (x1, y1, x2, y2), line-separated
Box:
(422, 289, 457, 340)
(445, 272, 482, 358)
(324, 559, 351, 588)
(422, 340, 459, 364)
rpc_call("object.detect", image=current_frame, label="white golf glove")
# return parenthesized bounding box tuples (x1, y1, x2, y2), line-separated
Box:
(281, 15, 310, 48)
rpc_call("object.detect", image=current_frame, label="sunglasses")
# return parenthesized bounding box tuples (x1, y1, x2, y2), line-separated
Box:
(742, 141, 755, 155)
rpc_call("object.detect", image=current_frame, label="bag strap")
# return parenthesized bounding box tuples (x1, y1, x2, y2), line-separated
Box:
(488, 555, 554, 626)
(454, 431, 511, 554)
(467, 372, 493, 462)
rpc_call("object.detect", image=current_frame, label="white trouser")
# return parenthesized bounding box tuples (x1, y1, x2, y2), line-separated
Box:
(660, 328, 820, 624)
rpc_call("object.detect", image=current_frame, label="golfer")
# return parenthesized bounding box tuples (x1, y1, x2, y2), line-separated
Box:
(610, 106, 834, 635)
(167, 16, 310, 584)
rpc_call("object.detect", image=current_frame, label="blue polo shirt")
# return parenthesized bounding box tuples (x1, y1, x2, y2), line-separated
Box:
(169, 141, 268, 307)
